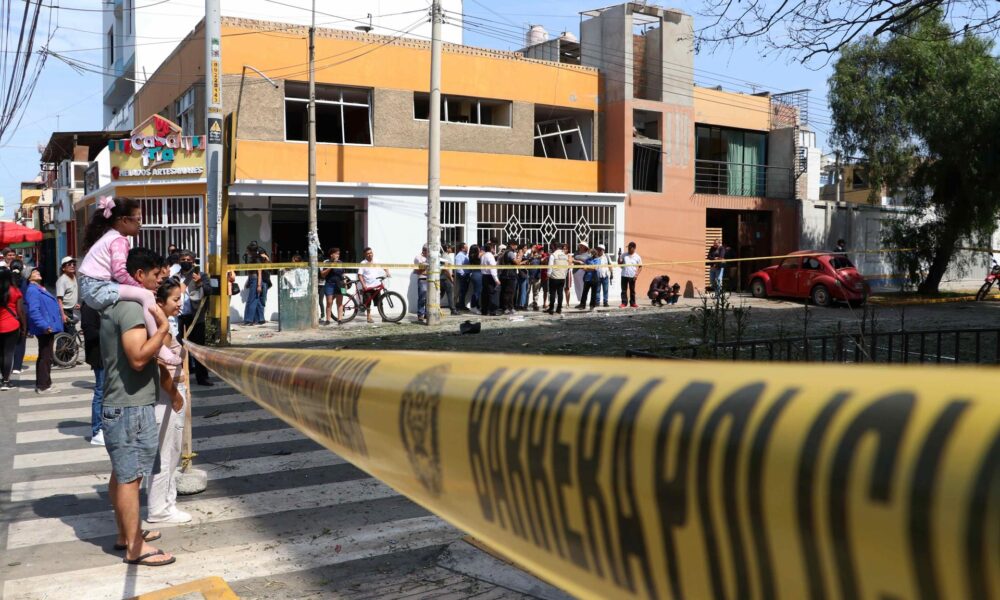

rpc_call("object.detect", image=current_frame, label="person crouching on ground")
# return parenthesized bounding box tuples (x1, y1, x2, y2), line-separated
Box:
(146, 277, 191, 524)
(648, 275, 674, 306)
(100, 247, 175, 566)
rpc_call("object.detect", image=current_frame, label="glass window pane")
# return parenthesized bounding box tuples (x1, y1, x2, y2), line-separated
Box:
(342, 105, 371, 144)
(285, 101, 308, 141)
(340, 87, 369, 105)
(315, 103, 343, 143)
(285, 81, 309, 100)
(414, 93, 429, 119)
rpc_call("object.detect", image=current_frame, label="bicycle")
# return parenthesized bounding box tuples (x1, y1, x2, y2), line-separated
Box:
(53, 318, 85, 368)
(337, 276, 407, 324)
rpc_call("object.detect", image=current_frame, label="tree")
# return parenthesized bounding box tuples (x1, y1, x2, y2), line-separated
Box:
(828, 12, 1000, 293)
(697, 0, 1000, 63)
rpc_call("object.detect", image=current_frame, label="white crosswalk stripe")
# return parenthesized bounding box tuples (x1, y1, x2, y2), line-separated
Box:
(0, 364, 533, 600)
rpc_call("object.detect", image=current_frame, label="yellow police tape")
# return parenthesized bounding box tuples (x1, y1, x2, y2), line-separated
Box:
(186, 344, 1000, 600)
(226, 248, 917, 273)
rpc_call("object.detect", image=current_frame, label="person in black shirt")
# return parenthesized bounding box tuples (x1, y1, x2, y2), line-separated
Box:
(320, 247, 348, 324)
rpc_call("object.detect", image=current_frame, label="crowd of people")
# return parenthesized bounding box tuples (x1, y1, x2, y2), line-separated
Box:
(302, 237, 698, 324)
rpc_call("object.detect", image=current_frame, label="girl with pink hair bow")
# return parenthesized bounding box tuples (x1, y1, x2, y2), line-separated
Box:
(77, 196, 182, 365)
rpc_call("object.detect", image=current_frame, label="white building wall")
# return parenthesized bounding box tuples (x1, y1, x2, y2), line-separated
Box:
(227, 185, 626, 321)
(801, 199, 999, 291)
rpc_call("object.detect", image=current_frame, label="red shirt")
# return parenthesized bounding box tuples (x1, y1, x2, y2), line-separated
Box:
(0, 286, 22, 334)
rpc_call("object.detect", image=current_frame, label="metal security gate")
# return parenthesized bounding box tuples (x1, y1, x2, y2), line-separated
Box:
(477, 202, 616, 250)
(441, 200, 466, 248)
(136, 196, 204, 261)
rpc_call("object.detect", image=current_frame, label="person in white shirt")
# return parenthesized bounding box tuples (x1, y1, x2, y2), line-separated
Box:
(358, 246, 390, 324)
(619, 241, 643, 308)
(479, 242, 500, 316)
(0, 247, 14, 269)
(595, 244, 612, 308)
(454, 243, 470, 311)
(413, 246, 429, 321)
(546, 242, 570, 314)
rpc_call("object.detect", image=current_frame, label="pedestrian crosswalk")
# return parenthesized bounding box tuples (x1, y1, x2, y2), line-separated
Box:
(0, 365, 547, 599)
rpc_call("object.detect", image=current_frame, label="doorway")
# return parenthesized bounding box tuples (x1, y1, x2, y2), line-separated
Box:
(706, 209, 773, 291)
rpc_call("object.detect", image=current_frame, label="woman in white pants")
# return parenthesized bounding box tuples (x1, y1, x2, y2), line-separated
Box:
(146, 278, 191, 524)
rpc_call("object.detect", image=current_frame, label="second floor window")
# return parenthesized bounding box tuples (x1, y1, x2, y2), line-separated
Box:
(413, 93, 512, 127)
(285, 82, 372, 145)
(695, 125, 768, 196)
(175, 87, 196, 134)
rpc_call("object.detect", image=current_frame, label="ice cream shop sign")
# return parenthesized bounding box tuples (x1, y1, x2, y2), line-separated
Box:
(109, 115, 205, 179)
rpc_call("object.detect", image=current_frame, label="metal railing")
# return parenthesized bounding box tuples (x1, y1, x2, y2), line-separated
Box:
(652, 327, 1000, 364)
(695, 159, 794, 199)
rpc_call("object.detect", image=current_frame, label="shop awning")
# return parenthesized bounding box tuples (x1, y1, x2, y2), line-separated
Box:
(0, 222, 43, 245)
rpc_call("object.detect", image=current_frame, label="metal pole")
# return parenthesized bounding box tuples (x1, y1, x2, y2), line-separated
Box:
(426, 0, 442, 325)
(205, 0, 224, 342)
(307, 0, 320, 328)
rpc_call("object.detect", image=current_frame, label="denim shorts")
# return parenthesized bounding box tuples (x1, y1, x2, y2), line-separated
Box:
(102, 404, 158, 484)
(79, 275, 121, 311)
(323, 282, 344, 297)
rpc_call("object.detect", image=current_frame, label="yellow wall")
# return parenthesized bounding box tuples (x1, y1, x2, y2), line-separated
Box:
(220, 26, 599, 110)
(693, 87, 770, 131)
(234, 141, 598, 192)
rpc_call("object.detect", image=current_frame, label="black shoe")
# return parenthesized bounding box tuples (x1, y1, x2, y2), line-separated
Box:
(196, 379, 214, 387)
(556, 309, 562, 314)
(603, 303, 609, 308)
(546, 309, 554, 315)
(574, 304, 585, 310)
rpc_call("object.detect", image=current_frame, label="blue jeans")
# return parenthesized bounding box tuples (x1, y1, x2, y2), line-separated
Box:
(102, 404, 158, 484)
(517, 277, 529, 308)
(470, 271, 483, 308)
(91, 367, 105, 438)
(597, 276, 610, 305)
(457, 274, 470, 309)
(244, 276, 270, 324)
(417, 279, 428, 318)
(712, 267, 725, 295)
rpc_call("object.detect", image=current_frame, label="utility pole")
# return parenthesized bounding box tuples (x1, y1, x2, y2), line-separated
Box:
(307, 0, 320, 328)
(426, 0, 443, 326)
(205, 0, 224, 340)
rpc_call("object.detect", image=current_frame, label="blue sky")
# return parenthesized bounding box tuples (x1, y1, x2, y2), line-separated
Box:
(0, 0, 834, 219)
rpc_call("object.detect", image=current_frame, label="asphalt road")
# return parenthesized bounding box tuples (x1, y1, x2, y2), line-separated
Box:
(0, 364, 567, 600)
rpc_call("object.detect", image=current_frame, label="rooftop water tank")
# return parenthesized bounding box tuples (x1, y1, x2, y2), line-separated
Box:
(559, 31, 578, 42)
(526, 24, 549, 46)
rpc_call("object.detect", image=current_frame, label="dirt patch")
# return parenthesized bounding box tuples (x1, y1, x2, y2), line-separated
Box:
(232, 296, 1000, 359)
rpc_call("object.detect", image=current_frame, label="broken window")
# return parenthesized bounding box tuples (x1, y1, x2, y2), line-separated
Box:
(633, 144, 661, 192)
(285, 82, 372, 145)
(413, 93, 512, 127)
(533, 106, 593, 161)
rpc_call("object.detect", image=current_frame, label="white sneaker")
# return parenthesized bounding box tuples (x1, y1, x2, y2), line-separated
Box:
(90, 431, 105, 446)
(11, 370, 20, 375)
(147, 509, 192, 524)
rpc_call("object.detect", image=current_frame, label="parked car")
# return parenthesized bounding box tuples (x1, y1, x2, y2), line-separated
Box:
(748, 251, 869, 306)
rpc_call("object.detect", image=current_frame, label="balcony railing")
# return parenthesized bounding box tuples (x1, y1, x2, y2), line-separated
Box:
(695, 159, 794, 200)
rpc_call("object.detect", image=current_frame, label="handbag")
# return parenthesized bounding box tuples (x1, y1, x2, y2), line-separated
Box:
(231, 281, 241, 295)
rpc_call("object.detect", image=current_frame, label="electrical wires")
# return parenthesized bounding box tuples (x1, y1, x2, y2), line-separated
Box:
(0, 0, 54, 146)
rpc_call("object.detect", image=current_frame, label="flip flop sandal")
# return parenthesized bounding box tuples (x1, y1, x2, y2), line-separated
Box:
(113, 529, 161, 551)
(123, 549, 176, 566)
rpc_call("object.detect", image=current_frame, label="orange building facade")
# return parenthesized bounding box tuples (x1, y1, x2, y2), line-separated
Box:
(82, 2, 805, 310)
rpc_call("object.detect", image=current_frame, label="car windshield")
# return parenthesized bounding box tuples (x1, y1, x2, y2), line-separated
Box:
(830, 256, 854, 270)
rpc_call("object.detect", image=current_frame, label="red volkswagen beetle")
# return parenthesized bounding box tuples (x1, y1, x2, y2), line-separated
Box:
(748, 251, 869, 306)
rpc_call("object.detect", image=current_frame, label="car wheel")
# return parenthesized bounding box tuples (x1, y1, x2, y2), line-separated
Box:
(811, 284, 832, 307)
(750, 279, 767, 298)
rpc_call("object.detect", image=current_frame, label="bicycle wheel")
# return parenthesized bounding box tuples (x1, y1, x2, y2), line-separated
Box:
(53, 332, 79, 368)
(976, 280, 994, 301)
(377, 291, 407, 323)
(337, 293, 360, 324)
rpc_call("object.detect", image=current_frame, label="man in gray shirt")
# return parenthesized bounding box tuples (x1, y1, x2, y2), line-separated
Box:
(99, 247, 175, 567)
(55, 256, 79, 322)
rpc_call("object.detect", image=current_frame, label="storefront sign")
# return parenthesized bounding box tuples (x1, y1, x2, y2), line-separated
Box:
(109, 115, 205, 180)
